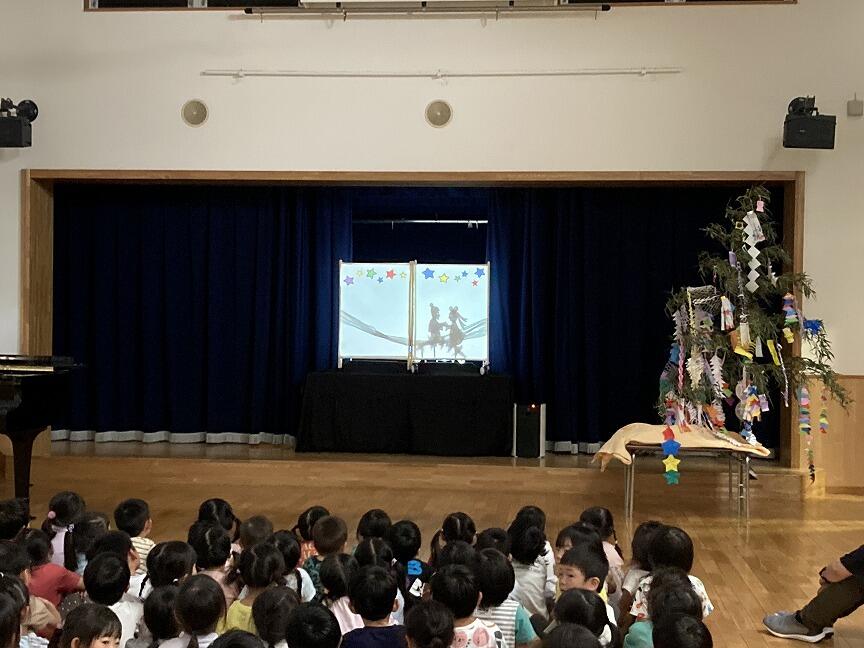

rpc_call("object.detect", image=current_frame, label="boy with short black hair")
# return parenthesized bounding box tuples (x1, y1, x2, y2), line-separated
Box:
(652, 614, 712, 648)
(356, 510, 392, 543)
(84, 552, 148, 648)
(476, 548, 537, 648)
(388, 520, 431, 608)
(238, 515, 274, 551)
(431, 564, 506, 648)
(285, 602, 342, 648)
(303, 516, 349, 601)
(342, 565, 404, 648)
(113, 499, 153, 576)
(0, 498, 30, 540)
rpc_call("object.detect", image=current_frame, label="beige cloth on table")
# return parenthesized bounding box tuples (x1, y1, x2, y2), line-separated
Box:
(593, 422, 771, 469)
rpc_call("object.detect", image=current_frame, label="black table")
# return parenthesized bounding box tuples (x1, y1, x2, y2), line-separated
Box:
(298, 371, 514, 456)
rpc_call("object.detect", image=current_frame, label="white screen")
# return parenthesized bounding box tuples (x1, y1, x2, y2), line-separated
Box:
(414, 263, 489, 362)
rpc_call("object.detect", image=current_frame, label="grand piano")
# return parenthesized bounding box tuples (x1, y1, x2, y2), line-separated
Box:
(0, 355, 75, 499)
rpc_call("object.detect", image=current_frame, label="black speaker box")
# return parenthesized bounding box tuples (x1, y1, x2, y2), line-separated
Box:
(512, 404, 546, 458)
(783, 114, 836, 149)
(0, 117, 32, 148)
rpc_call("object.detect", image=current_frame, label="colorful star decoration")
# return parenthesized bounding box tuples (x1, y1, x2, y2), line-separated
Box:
(462, 270, 469, 277)
(366, 269, 377, 279)
(664, 471, 680, 485)
(661, 439, 681, 456)
(475, 267, 485, 278)
(356, 270, 364, 277)
(422, 268, 435, 280)
(454, 275, 462, 282)
(377, 277, 384, 283)
(472, 280, 479, 287)
(343, 276, 354, 286)
(386, 269, 396, 280)
(400, 271, 407, 279)
(439, 273, 449, 284)
(662, 454, 681, 473)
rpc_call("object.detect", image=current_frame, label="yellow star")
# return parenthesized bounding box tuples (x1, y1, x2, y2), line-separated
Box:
(400, 271, 407, 279)
(662, 455, 681, 472)
(439, 273, 449, 284)
(356, 270, 364, 277)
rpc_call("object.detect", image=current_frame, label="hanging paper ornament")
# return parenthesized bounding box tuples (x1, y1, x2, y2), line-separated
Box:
(742, 211, 765, 293)
(782, 293, 799, 327)
(661, 405, 681, 485)
(756, 199, 765, 213)
(783, 327, 795, 343)
(819, 388, 830, 434)
(767, 339, 781, 365)
(798, 385, 816, 482)
(686, 352, 703, 389)
(720, 296, 735, 331)
(776, 340, 789, 406)
(754, 337, 764, 358)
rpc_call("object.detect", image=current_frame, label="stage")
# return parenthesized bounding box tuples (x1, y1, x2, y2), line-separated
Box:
(6, 441, 863, 648)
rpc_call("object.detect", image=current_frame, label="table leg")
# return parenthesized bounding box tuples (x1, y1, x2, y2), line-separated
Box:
(728, 453, 733, 505)
(744, 454, 751, 520)
(628, 454, 637, 519)
(624, 460, 631, 518)
(737, 455, 745, 518)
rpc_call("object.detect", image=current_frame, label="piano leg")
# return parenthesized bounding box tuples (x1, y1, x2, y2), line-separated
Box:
(11, 430, 38, 500)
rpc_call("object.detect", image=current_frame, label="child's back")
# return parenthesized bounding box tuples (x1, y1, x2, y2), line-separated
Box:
(476, 548, 536, 648)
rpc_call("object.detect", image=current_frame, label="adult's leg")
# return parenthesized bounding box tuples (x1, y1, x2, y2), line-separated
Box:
(798, 576, 864, 631)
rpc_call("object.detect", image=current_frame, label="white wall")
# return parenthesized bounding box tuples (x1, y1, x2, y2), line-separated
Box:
(2, 0, 863, 371)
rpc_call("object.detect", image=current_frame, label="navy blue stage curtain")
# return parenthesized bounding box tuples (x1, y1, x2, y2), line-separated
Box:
(487, 186, 783, 449)
(52, 184, 352, 436)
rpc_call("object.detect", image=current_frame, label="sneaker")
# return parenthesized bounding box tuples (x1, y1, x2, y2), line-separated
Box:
(823, 627, 835, 636)
(763, 612, 827, 643)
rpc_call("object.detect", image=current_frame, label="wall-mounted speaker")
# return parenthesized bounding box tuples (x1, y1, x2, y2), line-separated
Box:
(425, 100, 452, 128)
(182, 99, 208, 127)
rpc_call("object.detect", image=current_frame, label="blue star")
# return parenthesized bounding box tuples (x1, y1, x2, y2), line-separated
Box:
(423, 268, 435, 280)
(462, 270, 469, 277)
(475, 267, 485, 278)
(377, 277, 384, 283)
(661, 439, 681, 456)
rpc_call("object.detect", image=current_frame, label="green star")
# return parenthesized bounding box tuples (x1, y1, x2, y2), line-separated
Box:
(366, 269, 377, 279)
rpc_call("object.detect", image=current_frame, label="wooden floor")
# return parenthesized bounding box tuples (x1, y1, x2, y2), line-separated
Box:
(9, 442, 864, 647)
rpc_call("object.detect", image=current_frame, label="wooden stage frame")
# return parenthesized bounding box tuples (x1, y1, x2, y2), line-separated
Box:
(19, 169, 806, 466)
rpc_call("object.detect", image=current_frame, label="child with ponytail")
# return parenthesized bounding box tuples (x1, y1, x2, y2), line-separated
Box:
(138, 542, 196, 600)
(354, 538, 407, 625)
(161, 575, 225, 648)
(252, 586, 299, 648)
(224, 543, 285, 634)
(266, 531, 314, 603)
(292, 507, 329, 564)
(42, 492, 86, 570)
(428, 513, 475, 570)
(579, 508, 625, 611)
(18, 528, 84, 606)
(405, 601, 454, 648)
(189, 521, 239, 608)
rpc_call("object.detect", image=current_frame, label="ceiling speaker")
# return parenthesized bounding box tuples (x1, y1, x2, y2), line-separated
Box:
(181, 99, 208, 127)
(425, 100, 452, 128)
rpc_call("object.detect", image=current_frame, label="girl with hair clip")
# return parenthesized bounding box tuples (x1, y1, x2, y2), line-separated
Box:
(251, 586, 300, 648)
(18, 528, 84, 607)
(507, 516, 551, 620)
(579, 508, 625, 612)
(319, 554, 362, 635)
(513, 506, 557, 610)
(354, 538, 407, 624)
(196, 500, 240, 554)
(71, 513, 111, 576)
(266, 531, 315, 603)
(429, 513, 475, 570)
(188, 521, 240, 608)
(619, 521, 663, 625)
(138, 542, 196, 600)
(126, 586, 180, 648)
(41, 492, 86, 570)
(58, 603, 123, 648)
(224, 543, 285, 634)
(160, 576, 225, 648)
(291, 506, 329, 564)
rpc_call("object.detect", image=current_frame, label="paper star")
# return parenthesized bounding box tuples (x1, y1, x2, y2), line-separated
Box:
(366, 269, 377, 279)
(462, 270, 469, 277)
(399, 271, 407, 279)
(386, 269, 396, 280)
(475, 267, 485, 278)
(662, 427, 675, 441)
(343, 276, 354, 286)
(472, 280, 478, 287)
(662, 455, 681, 472)
(439, 273, 449, 284)
(661, 439, 681, 456)
(356, 270, 364, 277)
(377, 277, 384, 283)
(422, 268, 434, 280)
(454, 275, 462, 282)
(664, 471, 680, 485)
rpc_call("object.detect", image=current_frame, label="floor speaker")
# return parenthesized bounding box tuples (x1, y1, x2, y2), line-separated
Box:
(512, 403, 546, 458)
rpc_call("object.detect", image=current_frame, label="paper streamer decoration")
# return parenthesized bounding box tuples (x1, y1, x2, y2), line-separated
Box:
(662, 406, 681, 485)
(742, 211, 765, 293)
(767, 339, 781, 366)
(820, 390, 830, 434)
(783, 293, 799, 327)
(799, 386, 816, 482)
(720, 296, 735, 331)
(776, 340, 790, 406)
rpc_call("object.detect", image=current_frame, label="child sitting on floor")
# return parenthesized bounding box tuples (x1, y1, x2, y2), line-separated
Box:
(475, 548, 537, 648)
(303, 516, 348, 601)
(139, 542, 197, 600)
(267, 531, 315, 603)
(354, 539, 406, 625)
(293, 507, 330, 565)
(579, 508, 624, 612)
(513, 507, 556, 604)
(553, 588, 619, 648)
(42, 492, 86, 570)
(285, 603, 342, 648)
(114, 500, 155, 577)
(83, 553, 148, 648)
(320, 554, 363, 635)
(405, 601, 454, 648)
(18, 528, 84, 607)
(356, 510, 392, 545)
(431, 564, 505, 648)
(225, 543, 285, 634)
(252, 586, 300, 648)
(189, 521, 240, 608)
(197, 499, 241, 555)
(542, 623, 601, 648)
(551, 543, 616, 643)
(0, 541, 61, 637)
(652, 615, 712, 648)
(429, 514, 475, 570)
(239, 517, 274, 553)
(161, 575, 225, 648)
(59, 603, 123, 648)
(623, 569, 702, 648)
(508, 516, 552, 620)
(388, 520, 431, 609)
(619, 522, 662, 621)
(342, 566, 405, 648)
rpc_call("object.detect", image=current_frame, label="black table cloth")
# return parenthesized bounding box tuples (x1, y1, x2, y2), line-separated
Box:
(298, 371, 513, 456)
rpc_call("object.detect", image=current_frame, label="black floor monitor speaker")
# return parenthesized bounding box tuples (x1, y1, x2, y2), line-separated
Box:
(512, 403, 546, 458)
(783, 114, 836, 149)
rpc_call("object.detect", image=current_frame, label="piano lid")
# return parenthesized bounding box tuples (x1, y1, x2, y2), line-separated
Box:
(0, 355, 77, 373)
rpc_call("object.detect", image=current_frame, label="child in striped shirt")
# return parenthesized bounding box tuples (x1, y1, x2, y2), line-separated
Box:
(114, 499, 155, 576)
